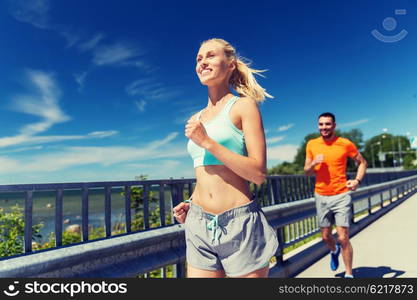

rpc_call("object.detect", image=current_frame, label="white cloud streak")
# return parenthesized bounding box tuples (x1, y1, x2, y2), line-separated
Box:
(92, 42, 143, 66)
(78, 33, 105, 51)
(126, 78, 181, 101)
(267, 144, 298, 162)
(8, 1, 150, 71)
(0, 131, 118, 148)
(135, 100, 146, 112)
(1, 70, 118, 149)
(266, 136, 285, 145)
(74, 72, 87, 91)
(0, 133, 184, 174)
(337, 119, 370, 129)
(7, 0, 50, 29)
(277, 123, 294, 132)
(12, 70, 70, 136)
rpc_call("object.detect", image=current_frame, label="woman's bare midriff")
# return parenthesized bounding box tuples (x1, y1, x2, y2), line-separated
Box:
(191, 165, 252, 214)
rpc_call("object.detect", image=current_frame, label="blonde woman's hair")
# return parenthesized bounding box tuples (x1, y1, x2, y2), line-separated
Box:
(201, 38, 273, 102)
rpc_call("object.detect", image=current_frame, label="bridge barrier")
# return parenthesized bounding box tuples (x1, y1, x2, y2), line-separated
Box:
(0, 173, 416, 277)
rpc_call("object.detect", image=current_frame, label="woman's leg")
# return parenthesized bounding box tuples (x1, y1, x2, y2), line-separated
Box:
(234, 265, 270, 278)
(187, 265, 226, 278)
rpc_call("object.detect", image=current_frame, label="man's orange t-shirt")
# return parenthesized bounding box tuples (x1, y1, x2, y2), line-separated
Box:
(306, 136, 359, 196)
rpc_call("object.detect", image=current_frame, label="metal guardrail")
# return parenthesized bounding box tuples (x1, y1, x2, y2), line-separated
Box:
(0, 173, 416, 277)
(0, 171, 415, 256)
(268, 174, 417, 277)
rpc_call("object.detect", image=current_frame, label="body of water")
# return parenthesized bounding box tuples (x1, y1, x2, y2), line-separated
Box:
(0, 187, 176, 244)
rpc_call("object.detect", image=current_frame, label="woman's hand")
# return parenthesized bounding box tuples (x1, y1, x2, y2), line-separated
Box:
(185, 119, 211, 148)
(173, 202, 190, 224)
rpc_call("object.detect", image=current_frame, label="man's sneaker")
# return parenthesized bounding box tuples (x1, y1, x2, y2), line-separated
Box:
(344, 274, 354, 278)
(330, 244, 341, 271)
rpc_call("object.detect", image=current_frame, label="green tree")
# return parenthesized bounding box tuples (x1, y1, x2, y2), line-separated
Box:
(267, 161, 302, 175)
(121, 174, 162, 231)
(403, 152, 417, 170)
(0, 205, 43, 257)
(291, 132, 321, 172)
(363, 134, 412, 168)
(269, 129, 365, 175)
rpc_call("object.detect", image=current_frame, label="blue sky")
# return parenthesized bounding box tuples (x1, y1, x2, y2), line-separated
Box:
(0, 0, 416, 184)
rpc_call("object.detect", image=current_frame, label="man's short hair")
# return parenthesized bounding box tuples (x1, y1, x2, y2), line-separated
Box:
(318, 112, 336, 123)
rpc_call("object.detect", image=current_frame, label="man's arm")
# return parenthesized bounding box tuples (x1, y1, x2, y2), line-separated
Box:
(346, 152, 368, 191)
(304, 154, 324, 176)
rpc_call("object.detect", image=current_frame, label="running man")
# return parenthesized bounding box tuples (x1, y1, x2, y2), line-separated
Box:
(304, 112, 367, 278)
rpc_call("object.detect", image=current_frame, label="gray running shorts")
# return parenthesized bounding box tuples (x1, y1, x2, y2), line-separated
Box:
(183, 200, 278, 277)
(315, 191, 352, 228)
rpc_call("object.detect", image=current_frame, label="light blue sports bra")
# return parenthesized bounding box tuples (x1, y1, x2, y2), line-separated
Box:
(187, 96, 246, 168)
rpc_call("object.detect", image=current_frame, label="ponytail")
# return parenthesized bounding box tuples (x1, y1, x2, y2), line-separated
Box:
(231, 57, 273, 102)
(202, 38, 273, 103)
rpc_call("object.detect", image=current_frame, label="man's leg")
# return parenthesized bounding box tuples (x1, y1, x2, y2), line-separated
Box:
(320, 226, 336, 251)
(336, 226, 353, 276)
(321, 226, 342, 271)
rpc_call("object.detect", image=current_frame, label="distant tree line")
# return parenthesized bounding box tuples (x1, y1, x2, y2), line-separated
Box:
(268, 129, 417, 175)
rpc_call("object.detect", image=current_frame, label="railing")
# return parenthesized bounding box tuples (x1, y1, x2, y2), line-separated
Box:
(0, 171, 416, 277)
(267, 174, 417, 277)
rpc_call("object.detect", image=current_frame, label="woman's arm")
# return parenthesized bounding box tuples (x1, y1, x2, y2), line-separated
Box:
(185, 97, 266, 185)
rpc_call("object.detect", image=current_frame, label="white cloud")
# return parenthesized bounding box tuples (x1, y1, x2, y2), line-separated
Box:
(0, 131, 118, 148)
(277, 123, 294, 132)
(266, 136, 285, 145)
(267, 144, 298, 162)
(74, 72, 87, 91)
(0, 133, 185, 174)
(126, 78, 181, 101)
(87, 131, 118, 138)
(0, 157, 19, 171)
(92, 42, 143, 66)
(126, 160, 181, 169)
(147, 132, 179, 149)
(8, 0, 50, 29)
(135, 100, 146, 112)
(0, 146, 43, 155)
(2, 70, 118, 149)
(78, 33, 105, 51)
(126, 78, 156, 96)
(337, 118, 370, 129)
(124, 160, 194, 180)
(11, 70, 70, 135)
(59, 30, 81, 48)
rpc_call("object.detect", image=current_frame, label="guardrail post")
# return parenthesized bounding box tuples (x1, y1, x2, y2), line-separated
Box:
(104, 186, 112, 237)
(173, 261, 186, 278)
(124, 186, 132, 233)
(143, 184, 150, 230)
(55, 189, 63, 247)
(275, 227, 285, 265)
(82, 186, 89, 242)
(271, 178, 280, 205)
(350, 202, 355, 224)
(389, 187, 393, 203)
(380, 191, 384, 208)
(367, 195, 372, 215)
(24, 190, 33, 253)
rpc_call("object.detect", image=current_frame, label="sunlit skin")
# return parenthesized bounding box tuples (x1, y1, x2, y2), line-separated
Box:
(318, 116, 336, 141)
(172, 40, 269, 278)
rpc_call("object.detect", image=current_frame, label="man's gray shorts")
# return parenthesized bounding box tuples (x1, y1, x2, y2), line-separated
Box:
(183, 200, 278, 277)
(315, 191, 352, 228)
